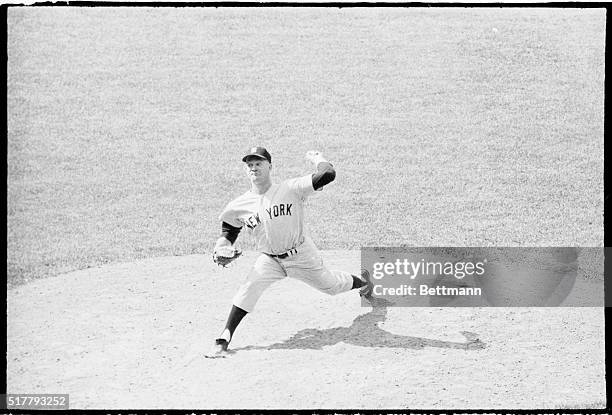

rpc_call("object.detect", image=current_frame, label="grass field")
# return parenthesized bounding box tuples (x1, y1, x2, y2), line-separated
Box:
(7, 7, 605, 287)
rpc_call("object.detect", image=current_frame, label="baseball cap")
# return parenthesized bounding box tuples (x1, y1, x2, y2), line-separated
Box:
(242, 146, 272, 163)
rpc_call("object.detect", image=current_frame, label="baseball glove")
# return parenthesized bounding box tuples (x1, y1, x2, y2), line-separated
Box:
(213, 246, 242, 268)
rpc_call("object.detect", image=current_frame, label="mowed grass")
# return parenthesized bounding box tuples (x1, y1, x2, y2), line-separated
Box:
(7, 8, 605, 286)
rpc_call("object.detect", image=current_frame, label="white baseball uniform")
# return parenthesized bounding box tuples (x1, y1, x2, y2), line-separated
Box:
(219, 174, 354, 312)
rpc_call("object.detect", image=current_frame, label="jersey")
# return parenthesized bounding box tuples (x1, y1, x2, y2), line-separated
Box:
(219, 175, 315, 254)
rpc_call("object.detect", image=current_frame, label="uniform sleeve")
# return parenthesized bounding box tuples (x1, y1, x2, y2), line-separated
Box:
(220, 221, 242, 244)
(219, 202, 243, 228)
(312, 162, 336, 190)
(285, 174, 316, 199)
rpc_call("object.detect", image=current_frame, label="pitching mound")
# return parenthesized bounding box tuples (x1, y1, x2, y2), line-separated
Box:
(7, 251, 605, 409)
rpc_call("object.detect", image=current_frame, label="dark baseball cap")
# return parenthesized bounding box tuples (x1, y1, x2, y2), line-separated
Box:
(242, 146, 272, 163)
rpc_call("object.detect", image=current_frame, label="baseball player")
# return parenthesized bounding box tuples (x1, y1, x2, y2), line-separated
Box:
(206, 147, 373, 358)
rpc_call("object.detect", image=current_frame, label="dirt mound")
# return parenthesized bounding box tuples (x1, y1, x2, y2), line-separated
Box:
(7, 252, 605, 409)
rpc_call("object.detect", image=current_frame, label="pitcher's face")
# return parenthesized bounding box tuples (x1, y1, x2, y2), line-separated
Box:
(244, 158, 272, 184)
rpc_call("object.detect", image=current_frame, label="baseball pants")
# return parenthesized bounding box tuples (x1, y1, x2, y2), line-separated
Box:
(232, 237, 354, 312)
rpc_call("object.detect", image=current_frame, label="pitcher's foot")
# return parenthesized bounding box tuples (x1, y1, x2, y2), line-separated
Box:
(359, 269, 374, 298)
(204, 338, 230, 359)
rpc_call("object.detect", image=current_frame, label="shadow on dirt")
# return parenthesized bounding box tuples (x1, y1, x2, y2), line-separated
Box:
(235, 297, 486, 352)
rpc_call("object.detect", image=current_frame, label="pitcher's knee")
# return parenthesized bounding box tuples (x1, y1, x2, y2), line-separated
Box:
(232, 282, 266, 313)
(232, 292, 258, 313)
(317, 283, 346, 296)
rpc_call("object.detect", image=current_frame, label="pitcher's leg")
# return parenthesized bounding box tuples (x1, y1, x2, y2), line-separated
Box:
(314, 267, 372, 296)
(231, 253, 286, 313)
(320, 267, 354, 295)
(206, 254, 285, 358)
(285, 240, 372, 296)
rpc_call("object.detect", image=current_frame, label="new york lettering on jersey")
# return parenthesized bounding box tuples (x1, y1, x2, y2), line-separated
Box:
(265, 203, 292, 219)
(243, 212, 261, 229)
(233, 202, 294, 230)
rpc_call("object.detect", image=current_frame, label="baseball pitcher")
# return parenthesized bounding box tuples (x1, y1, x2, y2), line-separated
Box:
(207, 147, 372, 358)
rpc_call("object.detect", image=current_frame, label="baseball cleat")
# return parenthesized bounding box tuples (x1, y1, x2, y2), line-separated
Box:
(359, 268, 374, 298)
(204, 338, 230, 359)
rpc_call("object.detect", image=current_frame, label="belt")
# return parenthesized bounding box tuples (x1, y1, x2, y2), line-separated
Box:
(266, 248, 298, 259)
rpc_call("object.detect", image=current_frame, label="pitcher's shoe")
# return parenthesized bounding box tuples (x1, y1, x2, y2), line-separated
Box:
(204, 338, 230, 359)
(359, 268, 374, 298)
